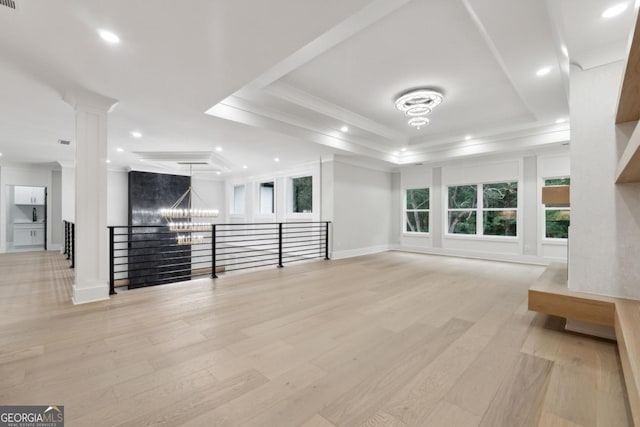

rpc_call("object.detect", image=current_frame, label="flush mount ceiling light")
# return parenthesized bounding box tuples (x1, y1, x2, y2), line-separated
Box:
(602, 3, 628, 18)
(395, 89, 443, 129)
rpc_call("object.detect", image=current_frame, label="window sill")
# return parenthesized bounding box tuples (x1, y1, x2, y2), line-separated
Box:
(542, 238, 568, 245)
(444, 234, 519, 242)
(402, 232, 430, 238)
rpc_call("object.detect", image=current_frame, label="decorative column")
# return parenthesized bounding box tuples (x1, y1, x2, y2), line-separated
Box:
(64, 89, 117, 304)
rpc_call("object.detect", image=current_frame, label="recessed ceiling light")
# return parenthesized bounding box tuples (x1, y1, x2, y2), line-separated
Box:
(216, 171, 221, 175)
(464, 135, 472, 141)
(536, 67, 552, 77)
(116, 147, 124, 153)
(400, 147, 407, 152)
(340, 125, 349, 132)
(139, 159, 145, 162)
(242, 165, 248, 169)
(106, 159, 111, 164)
(97, 29, 120, 44)
(555, 118, 567, 124)
(215, 147, 223, 152)
(0, 153, 3, 156)
(602, 3, 628, 18)
(274, 157, 280, 162)
(130, 131, 142, 138)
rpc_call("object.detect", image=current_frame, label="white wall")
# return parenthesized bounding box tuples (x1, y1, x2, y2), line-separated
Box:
(61, 166, 75, 222)
(107, 170, 129, 226)
(569, 61, 640, 300)
(0, 165, 54, 252)
(192, 177, 226, 224)
(50, 170, 62, 247)
(332, 160, 394, 258)
(397, 151, 570, 263)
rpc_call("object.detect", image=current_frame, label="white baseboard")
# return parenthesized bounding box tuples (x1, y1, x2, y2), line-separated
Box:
(72, 281, 110, 305)
(331, 245, 391, 260)
(565, 319, 616, 340)
(391, 244, 551, 266)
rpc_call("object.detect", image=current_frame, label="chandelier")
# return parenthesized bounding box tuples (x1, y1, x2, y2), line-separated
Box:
(159, 164, 219, 245)
(395, 89, 444, 129)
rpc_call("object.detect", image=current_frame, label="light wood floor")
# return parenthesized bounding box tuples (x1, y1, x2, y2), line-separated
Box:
(0, 251, 631, 426)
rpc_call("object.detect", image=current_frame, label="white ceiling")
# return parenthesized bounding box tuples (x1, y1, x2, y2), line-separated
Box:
(0, 0, 637, 176)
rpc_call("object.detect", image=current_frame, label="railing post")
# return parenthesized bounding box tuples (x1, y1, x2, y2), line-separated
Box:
(324, 221, 330, 260)
(70, 223, 75, 269)
(211, 224, 218, 278)
(65, 221, 70, 259)
(278, 222, 284, 268)
(109, 227, 116, 295)
(63, 221, 67, 255)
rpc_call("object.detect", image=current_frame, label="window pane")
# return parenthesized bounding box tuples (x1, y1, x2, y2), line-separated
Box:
(448, 211, 476, 234)
(406, 188, 429, 210)
(546, 209, 570, 238)
(233, 185, 245, 214)
(448, 186, 477, 209)
(292, 176, 312, 213)
(545, 177, 570, 186)
(483, 211, 517, 236)
(259, 182, 274, 214)
(405, 211, 429, 233)
(483, 182, 518, 208)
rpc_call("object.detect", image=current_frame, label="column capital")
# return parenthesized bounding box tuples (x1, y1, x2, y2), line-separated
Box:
(63, 87, 118, 113)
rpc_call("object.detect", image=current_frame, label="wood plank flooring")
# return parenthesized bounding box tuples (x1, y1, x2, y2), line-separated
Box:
(0, 251, 631, 426)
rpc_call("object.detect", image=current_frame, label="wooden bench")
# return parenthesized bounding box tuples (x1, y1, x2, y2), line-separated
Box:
(528, 263, 640, 425)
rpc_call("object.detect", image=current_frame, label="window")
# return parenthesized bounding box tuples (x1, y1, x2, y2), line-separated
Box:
(482, 182, 518, 236)
(544, 177, 570, 239)
(292, 176, 312, 213)
(233, 185, 245, 214)
(448, 185, 477, 234)
(259, 182, 274, 214)
(405, 188, 429, 233)
(447, 182, 518, 236)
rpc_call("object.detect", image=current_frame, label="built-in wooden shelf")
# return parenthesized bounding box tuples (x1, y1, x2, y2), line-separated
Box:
(616, 9, 640, 125)
(528, 263, 640, 425)
(616, 121, 640, 183)
(541, 186, 570, 206)
(615, 9, 640, 184)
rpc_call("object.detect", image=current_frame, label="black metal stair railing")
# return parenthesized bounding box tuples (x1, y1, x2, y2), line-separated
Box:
(63, 220, 75, 269)
(108, 221, 330, 295)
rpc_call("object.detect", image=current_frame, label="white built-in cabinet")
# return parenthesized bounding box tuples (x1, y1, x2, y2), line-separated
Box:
(14, 224, 45, 246)
(14, 186, 45, 205)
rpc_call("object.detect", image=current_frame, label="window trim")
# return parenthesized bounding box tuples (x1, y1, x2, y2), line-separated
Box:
(403, 187, 430, 235)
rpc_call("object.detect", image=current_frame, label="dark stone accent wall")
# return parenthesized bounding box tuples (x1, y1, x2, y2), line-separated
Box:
(128, 171, 191, 288)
